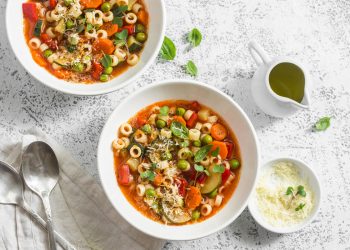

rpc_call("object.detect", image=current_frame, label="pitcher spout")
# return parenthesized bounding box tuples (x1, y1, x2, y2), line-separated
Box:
(290, 91, 310, 110)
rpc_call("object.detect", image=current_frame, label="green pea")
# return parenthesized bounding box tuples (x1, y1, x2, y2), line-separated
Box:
(176, 107, 186, 116)
(192, 210, 200, 220)
(145, 188, 156, 198)
(135, 23, 146, 33)
(104, 66, 113, 75)
(193, 140, 201, 147)
(72, 62, 84, 73)
(208, 188, 218, 198)
(177, 159, 190, 171)
(136, 32, 147, 43)
(142, 124, 151, 134)
(100, 74, 109, 82)
(156, 119, 166, 128)
(66, 19, 75, 29)
(161, 151, 172, 161)
(64, 0, 73, 6)
(230, 159, 240, 170)
(202, 134, 213, 145)
(101, 2, 111, 12)
(43, 49, 53, 58)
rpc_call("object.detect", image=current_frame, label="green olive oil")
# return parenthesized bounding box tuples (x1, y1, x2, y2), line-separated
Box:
(269, 63, 305, 103)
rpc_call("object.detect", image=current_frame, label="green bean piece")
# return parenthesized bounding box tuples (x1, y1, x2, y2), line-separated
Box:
(201, 134, 213, 145)
(142, 124, 152, 134)
(72, 62, 84, 73)
(101, 2, 111, 12)
(135, 23, 146, 33)
(177, 159, 190, 171)
(192, 210, 200, 220)
(43, 49, 53, 58)
(145, 188, 156, 198)
(156, 119, 166, 128)
(208, 188, 218, 198)
(229, 159, 240, 170)
(193, 140, 201, 147)
(66, 19, 75, 29)
(104, 66, 113, 75)
(136, 32, 147, 43)
(176, 107, 186, 116)
(100, 74, 109, 82)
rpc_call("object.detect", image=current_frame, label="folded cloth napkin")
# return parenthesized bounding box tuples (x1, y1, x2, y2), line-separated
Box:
(0, 128, 165, 250)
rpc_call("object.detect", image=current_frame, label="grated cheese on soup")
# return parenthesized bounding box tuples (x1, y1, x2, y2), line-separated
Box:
(255, 161, 314, 227)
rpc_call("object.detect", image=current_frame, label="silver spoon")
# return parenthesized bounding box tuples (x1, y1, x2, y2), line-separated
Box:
(22, 141, 60, 250)
(0, 160, 75, 250)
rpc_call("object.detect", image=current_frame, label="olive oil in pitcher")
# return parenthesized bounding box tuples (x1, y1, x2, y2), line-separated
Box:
(269, 63, 305, 103)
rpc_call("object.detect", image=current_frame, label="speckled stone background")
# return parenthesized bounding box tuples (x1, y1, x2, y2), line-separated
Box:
(1, 0, 350, 249)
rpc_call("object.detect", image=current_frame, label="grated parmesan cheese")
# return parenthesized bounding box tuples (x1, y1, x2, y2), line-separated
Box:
(255, 161, 315, 227)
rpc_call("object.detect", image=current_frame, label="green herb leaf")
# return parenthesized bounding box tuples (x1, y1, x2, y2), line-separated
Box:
(180, 140, 190, 148)
(187, 28, 202, 47)
(211, 147, 220, 157)
(170, 121, 189, 139)
(86, 23, 94, 32)
(286, 186, 294, 195)
(140, 170, 155, 181)
(295, 203, 306, 211)
(115, 29, 128, 40)
(101, 54, 112, 68)
(313, 117, 331, 131)
(296, 185, 306, 197)
(112, 5, 128, 17)
(66, 44, 76, 53)
(194, 164, 204, 172)
(159, 106, 169, 116)
(213, 164, 225, 174)
(114, 39, 126, 47)
(185, 60, 198, 77)
(151, 163, 158, 170)
(33, 20, 43, 37)
(194, 145, 212, 162)
(160, 36, 176, 60)
(112, 16, 123, 27)
(76, 24, 85, 33)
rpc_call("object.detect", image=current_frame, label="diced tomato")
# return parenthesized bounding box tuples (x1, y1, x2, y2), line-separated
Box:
(118, 164, 130, 185)
(49, 0, 57, 9)
(197, 173, 207, 184)
(121, 25, 135, 35)
(225, 142, 234, 159)
(221, 168, 231, 184)
(40, 34, 58, 50)
(190, 101, 201, 111)
(175, 178, 188, 197)
(136, 113, 148, 127)
(91, 61, 104, 80)
(186, 113, 198, 128)
(184, 165, 196, 181)
(22, 3, 38, 22)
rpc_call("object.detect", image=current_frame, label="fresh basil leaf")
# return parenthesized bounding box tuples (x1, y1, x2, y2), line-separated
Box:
(185, 60, 198, 77)
(194, 145, 212, 162)
(194, 164, 204, 172)
(115, 29, 128, 40)
(295, 203, 306, 211)
(286, 186, 294, 195)
(313, 117, 331, 131)
(33, 20, 43, 37)
(188, 28, 202, 47)
(140, 170, 155, 181)
(170, 121, 189, 139)
(86, 23, 94, 32)
(159, 106, 169, 116)
(112, 16, 123, 27)
(211, 147, 220, 157)
(296, 185, 306, 197)
(160, 36, 176, 60)
(212, 164, 225, 174)
(66, 44, 76, 53)
(114, 39, 126, 47)
(151, 163, 158, 170)
(101, 54, 112, 68)
(112, 5, 128, 17)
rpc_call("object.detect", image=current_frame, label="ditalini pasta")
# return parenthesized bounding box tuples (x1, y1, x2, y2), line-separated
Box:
(22, 0, 148, 83)
(113, 100, 242, 225)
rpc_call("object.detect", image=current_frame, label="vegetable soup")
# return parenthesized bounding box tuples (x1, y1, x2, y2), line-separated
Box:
(22, 0, 148, 83)
(113, 100, 241, 225)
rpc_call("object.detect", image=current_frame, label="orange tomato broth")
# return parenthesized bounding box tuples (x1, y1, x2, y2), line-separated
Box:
(114, 100, 242, 225)
(23, 0, 149, 84)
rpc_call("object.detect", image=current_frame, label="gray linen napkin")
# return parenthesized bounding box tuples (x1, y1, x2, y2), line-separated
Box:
(0, 128, 164, 250)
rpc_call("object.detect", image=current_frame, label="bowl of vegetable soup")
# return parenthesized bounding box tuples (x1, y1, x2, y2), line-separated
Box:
(98, 80, 260, 240)
(6, 0, 165, 95)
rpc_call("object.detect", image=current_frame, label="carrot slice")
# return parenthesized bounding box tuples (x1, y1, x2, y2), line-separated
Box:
(153, 174, 162, 187)
(32, 51, 47, 67)
(93, 38, 115, 54)
(185, 186, 202, 209)
(80, 0, 103, 8)
(52, 69, 70, 79)
(101, 22, 119, 36)
(137, 10, 148, 25)
(211, 123, 227, 141)
(210, 141, 228, 159)
(173, 116, 186, 126)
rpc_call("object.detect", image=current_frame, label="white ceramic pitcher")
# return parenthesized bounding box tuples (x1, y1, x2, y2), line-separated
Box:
(248, 41, 311, 118)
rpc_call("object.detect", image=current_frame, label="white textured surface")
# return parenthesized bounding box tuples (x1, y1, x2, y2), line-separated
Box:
(1, 0, 350, 249)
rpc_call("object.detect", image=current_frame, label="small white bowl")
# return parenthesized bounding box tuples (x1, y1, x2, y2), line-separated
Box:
(97, 79, 260, 240)
(248, 157, 321, 234)
(5, 0, 165, 96)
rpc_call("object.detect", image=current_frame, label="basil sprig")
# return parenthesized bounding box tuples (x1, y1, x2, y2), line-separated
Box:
(194, 145, 212, 162)
(170, 121, 189, 139)
(160, 36, 176, 60)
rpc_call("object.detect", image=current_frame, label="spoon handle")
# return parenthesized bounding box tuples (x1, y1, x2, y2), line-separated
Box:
(21, 202, 76, 250)
(42, 194, 58, 250)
